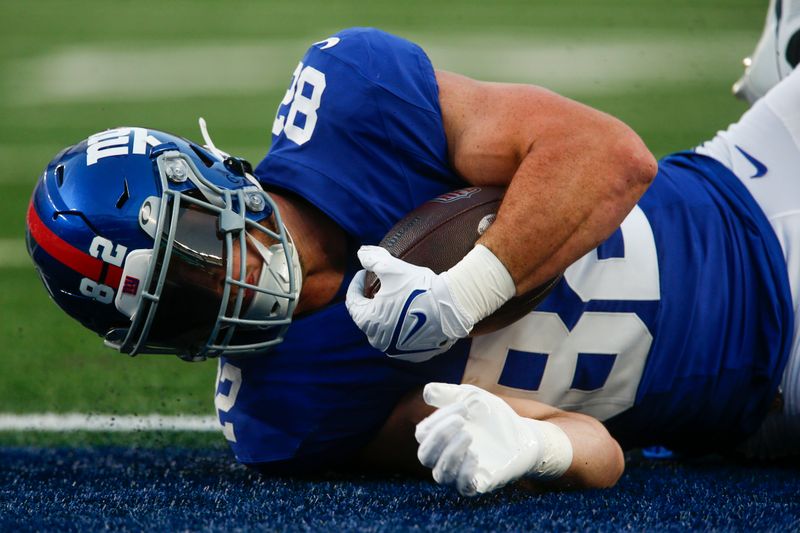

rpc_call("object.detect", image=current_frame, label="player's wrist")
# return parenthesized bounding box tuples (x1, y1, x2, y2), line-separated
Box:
(441, 244, 516, 333)
(519, 417, 573, 480)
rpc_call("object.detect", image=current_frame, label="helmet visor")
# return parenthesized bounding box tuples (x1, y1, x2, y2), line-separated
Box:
(145, 201, 262, 354)
(109, 148, 299, 359)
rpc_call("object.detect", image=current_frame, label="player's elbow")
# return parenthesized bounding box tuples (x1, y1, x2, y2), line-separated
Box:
(599, 437, 625, 488)
(586, 424, 625, 489)
(590, 122, 656, 232)
(627, 140, 658, 192)
(612, 124, 658, 194)
(561, 415, 625, 490)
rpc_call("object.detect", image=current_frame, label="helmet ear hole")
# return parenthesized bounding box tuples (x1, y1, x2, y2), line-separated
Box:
(271, 301, 280, 315)
(55, 165, 65, 187)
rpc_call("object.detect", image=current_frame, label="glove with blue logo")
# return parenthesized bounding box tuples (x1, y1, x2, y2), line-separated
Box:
(346, 246, 473, 362)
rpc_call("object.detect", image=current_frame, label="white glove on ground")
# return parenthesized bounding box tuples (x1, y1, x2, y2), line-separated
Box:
(415, 382, 573, 496)
(346, 246, 473, 362)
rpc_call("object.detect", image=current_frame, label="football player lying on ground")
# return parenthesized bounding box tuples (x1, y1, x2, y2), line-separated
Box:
(26, 1, 800, 495)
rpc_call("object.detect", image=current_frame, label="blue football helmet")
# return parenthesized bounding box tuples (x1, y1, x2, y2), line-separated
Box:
(26, 121, 301, 360)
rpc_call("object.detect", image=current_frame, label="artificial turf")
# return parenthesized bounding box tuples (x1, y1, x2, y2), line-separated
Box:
(2, 447, 797, 531)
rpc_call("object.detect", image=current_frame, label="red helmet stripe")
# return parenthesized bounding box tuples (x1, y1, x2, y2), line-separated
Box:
(105, 260, 122, 289)
(27, 201, 123, 288)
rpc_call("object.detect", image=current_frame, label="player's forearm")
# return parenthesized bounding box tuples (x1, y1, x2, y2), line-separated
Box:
(437, 71, 657, 295)
(363, 385, 625, 492)
(501, 396, 625, 489)
(477, 99, 657, 295)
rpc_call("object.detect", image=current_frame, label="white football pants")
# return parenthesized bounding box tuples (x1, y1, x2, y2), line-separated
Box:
(695, 66, 800, 456)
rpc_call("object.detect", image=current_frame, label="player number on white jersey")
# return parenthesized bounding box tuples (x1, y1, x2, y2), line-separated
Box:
(464, 205, 659, 420)
(272, 62, 327, 146)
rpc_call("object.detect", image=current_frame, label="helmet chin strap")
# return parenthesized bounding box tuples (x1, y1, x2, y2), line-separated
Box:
(243, 228, 302, 322)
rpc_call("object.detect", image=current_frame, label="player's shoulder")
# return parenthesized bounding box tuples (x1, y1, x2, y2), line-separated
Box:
(304, 27, 433, 85)
(313, 27, 424, 60)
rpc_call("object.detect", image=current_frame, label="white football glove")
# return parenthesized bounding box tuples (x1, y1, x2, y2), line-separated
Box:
(415, 383, 573, 496)
(345, 246, 474, 362)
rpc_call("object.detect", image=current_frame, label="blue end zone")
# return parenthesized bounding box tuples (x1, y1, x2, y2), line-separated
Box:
(0, 447, 798, 530)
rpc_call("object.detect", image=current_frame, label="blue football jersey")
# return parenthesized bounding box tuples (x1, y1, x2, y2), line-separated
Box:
(216, 28, 794, 469)
(254, 27, 463, 244)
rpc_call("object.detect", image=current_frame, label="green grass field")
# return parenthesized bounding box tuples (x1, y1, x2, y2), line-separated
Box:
(0, 0, 764, 438)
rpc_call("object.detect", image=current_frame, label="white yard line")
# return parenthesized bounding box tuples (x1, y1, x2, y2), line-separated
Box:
(6, 32, 753, 105)
(0, 239, 30, 268)
(0, 413, 220, 432)
(420, 32, 752, 94)
(7, 40, 308, 104)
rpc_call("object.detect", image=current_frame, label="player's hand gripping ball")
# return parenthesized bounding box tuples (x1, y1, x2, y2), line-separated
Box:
(346, 187, 559, 361)
(347, 246, 473, 361)
(362, 187, 559, 335)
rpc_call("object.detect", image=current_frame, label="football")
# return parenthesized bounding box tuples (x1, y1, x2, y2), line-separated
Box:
(364, 186, 561, 336)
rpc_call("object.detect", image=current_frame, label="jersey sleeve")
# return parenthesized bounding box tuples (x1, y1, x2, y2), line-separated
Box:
(254, 27, 465, 244)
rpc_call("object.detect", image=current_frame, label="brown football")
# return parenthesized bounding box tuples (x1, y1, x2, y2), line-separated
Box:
(364, 186, 561, 336)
